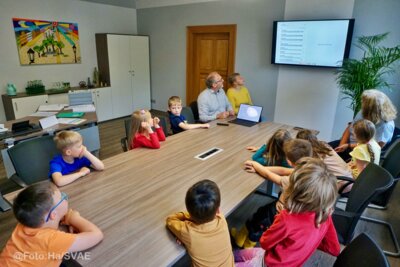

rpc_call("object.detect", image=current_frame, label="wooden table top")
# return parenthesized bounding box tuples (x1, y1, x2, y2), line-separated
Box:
(3, 120, 299, 266)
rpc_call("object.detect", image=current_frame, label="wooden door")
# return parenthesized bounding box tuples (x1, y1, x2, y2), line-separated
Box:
(186, 25, 236, 105)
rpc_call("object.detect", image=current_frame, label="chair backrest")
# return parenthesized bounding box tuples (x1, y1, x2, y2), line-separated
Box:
(381, 139, 400, 178)
(381, 126, 400, 154)
(181, 106, 195, 124)
(333, 233, 389, 267)
(346, 163, 393, 214)
(159, 116, 168, 137)
(68, 90, 93, 106)
(124, 118, 131, 139)
(189, 101, 199, 122)
(372, 139, 400, 207)
(8, 135, 59, 186)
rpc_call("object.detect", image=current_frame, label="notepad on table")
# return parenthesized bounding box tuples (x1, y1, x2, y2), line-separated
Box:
(56, 112, 85, 118)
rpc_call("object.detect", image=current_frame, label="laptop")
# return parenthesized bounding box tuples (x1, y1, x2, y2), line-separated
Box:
(229, 104, 263, 127)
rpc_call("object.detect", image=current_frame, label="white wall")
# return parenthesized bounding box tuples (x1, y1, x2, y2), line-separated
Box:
(137, 0, 285, 120)
(0, 0, 137, 122)
(274, 0, 354, 141)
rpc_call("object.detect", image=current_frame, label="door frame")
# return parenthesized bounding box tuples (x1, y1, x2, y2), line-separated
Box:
(186, 24, 237, 104)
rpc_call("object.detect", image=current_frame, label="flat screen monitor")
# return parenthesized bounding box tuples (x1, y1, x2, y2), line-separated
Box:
(271, 19, 355, 68)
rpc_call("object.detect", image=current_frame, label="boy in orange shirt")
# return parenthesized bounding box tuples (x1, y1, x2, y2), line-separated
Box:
(0, 182, 103, 267)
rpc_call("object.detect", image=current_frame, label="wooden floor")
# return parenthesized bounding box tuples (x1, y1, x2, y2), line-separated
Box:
(1, 115, 399, 266)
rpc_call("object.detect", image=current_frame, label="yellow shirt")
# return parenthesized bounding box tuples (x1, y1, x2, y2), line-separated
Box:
(0, 223, 76, 267)
(227, 86, 253, 114)
(166, 212, 234, 267)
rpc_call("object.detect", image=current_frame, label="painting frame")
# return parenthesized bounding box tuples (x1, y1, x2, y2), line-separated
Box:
(12, 17, 81, 65)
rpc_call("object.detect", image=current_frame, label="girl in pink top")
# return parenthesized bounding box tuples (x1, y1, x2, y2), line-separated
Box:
(129, 109, 166, 149)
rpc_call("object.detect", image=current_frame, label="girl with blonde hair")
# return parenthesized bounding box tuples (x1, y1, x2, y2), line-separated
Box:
(129, 109, 166, 149)
(349, 119, 381, 178)
(234, 157, 340, 266)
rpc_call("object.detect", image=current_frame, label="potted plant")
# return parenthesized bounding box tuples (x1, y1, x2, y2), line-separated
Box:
(335, 32, 400, 117)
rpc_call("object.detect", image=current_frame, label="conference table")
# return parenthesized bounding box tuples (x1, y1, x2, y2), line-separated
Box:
(3, 120, 301, 266)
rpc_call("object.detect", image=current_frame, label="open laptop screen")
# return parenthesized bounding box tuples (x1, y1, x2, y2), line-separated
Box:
(237, 104, 263, 122)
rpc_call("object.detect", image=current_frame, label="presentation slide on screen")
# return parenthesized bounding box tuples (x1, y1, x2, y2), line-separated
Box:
(275, 21, 349, 66)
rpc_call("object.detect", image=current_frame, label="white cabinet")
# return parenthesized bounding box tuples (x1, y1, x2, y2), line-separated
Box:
(11, 95, 48, 119)
(47, 93, 69, 105)
(90, 87, 113, 122)
(96, 34, 151, 119)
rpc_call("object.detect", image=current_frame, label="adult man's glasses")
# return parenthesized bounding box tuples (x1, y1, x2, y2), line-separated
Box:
(45, 192, 68, 222)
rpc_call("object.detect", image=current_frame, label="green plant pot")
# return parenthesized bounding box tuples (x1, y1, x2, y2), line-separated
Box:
(26, 85, 45, 95)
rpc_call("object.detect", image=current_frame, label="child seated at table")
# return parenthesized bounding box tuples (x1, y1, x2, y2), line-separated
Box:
(129, 109, 166, 149)
(0, 181, 103, 266)
(234, 157, 340, 266)
(349, 119, 381, 178)
(166, 179, 234, 267)
(168, 96, 209, 134)
(232, 139, 312, 248)
(246, 129, 292, 166)
(50, 130, 104, 187)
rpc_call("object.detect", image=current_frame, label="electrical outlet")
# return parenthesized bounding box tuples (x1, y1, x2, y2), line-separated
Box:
(151, 99, 156, 103)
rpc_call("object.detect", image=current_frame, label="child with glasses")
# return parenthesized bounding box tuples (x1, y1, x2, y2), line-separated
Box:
(0, 181, 103, 266)
(50, 130, 104, 187)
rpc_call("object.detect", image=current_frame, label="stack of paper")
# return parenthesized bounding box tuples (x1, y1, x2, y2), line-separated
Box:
(65, 104, 96, 112)
(38, 104, 67, 111)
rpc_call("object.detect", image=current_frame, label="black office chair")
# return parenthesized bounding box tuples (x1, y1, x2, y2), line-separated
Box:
(189, 101, 199, 122)
(332, 163, 393, 246)
(120, 118, 131, 152)
(372, 139, 400, 208)
(181, 106, 195, 124)
(333, 233, 389, 267)
(381, 126, 400, 156)
(8, 135, 59, 187)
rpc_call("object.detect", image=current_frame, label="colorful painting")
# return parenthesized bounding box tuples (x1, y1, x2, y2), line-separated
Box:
(12, 18, 81, 65)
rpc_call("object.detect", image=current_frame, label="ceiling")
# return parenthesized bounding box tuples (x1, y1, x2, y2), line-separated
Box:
(79, 0, 219, 9)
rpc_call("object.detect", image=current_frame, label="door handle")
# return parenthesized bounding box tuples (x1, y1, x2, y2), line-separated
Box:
(14, 102, 18, 111)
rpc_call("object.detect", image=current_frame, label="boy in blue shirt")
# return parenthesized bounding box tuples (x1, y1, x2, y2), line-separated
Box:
(50, 130, 104, 187)
(168, 96, 209, 134)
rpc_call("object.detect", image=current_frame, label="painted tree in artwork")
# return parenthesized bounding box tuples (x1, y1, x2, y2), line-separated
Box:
(56, 41, 65, 55)
(33, 45, 41, 58)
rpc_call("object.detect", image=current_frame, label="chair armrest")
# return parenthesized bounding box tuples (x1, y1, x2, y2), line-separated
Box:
(0, 195, 12, 212)
(337, 176, 355, 195)
(10, 174, 28, 188)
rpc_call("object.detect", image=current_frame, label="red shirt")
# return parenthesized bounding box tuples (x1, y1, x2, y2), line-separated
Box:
(260, 210, 340, 267)
(130, 127, 166, 149)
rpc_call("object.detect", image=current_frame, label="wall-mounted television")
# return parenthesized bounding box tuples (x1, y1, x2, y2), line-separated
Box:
(271, 19, 355, 68)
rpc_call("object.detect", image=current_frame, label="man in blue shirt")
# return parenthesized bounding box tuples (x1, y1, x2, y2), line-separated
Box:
(197, 72, 234, 122)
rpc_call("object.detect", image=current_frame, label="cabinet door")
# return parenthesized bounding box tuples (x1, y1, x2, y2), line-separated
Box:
(47, 93, 69, 105)
(107, 35, 134, 118)
(12, 95, 48, 119)
(94, 87, 113, 122)
(130, 36, 151, 110)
